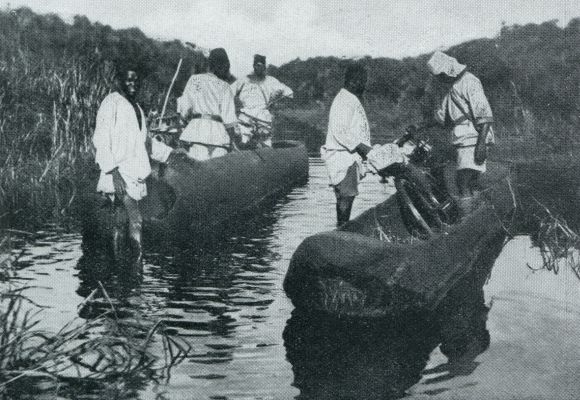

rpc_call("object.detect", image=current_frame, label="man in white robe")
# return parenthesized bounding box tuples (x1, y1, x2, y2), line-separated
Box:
(321, 62, 372, 225)
(231, 54, 293, 147)
(177, 48, 238, 161)
(428, 51, 494, 199)
(92, 68, 150, 261)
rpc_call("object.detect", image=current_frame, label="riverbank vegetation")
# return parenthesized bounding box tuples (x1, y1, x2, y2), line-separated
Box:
(0, 7, 579, 397)
(272, 18, 580, 159)
(0, 7, 203, 230)
(1, 7, 580, 231)
(0, 232, 190, 399)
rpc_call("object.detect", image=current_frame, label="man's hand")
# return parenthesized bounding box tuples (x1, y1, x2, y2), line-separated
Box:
(226, 127, 240, 152)
(234, 96, 244, 113)
(474, 142, 487, 165)
(405, 124, 419, 135)
(355, 143, 372, 160)
(111, 169, 126, 197)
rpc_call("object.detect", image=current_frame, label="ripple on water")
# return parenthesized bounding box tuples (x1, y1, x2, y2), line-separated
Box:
(11, 160, 580, 399)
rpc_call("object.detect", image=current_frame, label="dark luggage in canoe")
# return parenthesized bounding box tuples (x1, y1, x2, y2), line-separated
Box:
(82, 140, 308, 243)
(284, 161, 515, 318)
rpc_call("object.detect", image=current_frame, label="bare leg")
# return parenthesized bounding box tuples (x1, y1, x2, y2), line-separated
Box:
(456, 169, 482, 217)
(456, 169, 480, 197)
(112, 196, 124, 259)
(122, 195, 143, 264)
(336, 196, 355, 226)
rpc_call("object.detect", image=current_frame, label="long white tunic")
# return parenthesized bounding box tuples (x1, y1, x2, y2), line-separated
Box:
(231, 75, 294, 123)
(435, 72, 494, 147)
(177, 72, 237, 147)
(321, 88, 371, 185)
(92, 92, 150, 200)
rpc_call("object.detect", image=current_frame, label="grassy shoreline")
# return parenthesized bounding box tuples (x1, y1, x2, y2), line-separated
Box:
(276, 96, 578, 163)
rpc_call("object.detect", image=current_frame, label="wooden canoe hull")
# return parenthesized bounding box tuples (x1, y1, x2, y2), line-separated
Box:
(82, 140, 309, 244)
(283, 162, 515, 318)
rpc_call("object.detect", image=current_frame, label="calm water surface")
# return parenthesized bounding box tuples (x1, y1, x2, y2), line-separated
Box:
(11, 159, 580, 400)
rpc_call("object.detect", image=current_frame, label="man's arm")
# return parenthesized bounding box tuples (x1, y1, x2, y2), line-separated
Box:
(465, 76, 494, 165)
(221, 86, 240, 151)
(177, 76, 196, 121)
(272, 77, 294, 99)
(92, 97, 117, 175)
(226, 127, 239, 151)
(474, 122, 491, 165)
(92, 97, 127, 196)
(331, 99, 373, 158)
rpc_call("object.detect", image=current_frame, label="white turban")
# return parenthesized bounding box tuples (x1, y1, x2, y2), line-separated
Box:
(427, 51, 466, 77)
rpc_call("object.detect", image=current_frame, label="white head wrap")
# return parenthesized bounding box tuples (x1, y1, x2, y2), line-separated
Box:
(427, 51, 466, 77)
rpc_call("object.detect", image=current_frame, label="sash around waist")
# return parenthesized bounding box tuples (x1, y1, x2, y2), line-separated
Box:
(189, 113, 223, 123)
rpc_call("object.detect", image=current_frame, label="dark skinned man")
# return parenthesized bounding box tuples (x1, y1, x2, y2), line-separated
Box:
(177, 48, 238, 160)
(231, 54, 293, 146)
(321, 62, 373, 226)
(93, 68, 150, 262)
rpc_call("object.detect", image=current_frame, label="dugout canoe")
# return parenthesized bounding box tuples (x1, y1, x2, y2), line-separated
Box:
(283, 161, 515, 318)
(82, 140, 308, 243)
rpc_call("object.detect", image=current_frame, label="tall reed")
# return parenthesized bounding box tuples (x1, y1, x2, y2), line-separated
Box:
(0, 234, 190, 398)
(0, 52, 115, 229)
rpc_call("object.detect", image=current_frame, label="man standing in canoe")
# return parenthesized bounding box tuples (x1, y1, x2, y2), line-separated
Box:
(422, 51, 494, 211)
(231, 54, 294, 146)
(321, 62, 372, 226)
(92, 66, 150, 262)
(177, 48, 238, 160)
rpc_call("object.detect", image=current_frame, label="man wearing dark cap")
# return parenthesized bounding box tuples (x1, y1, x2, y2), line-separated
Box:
(321, 62, 372, 225)
(177, 48, 238, 160)
(231, 54, 294, 146)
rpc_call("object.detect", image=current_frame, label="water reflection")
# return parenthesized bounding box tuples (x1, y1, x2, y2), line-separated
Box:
(285, 307, 491, 400)
(10, 150, 580, 400)
(76, 199, 286, 353)
(284, 233, 507, 400)
(284, 312, 437, 400)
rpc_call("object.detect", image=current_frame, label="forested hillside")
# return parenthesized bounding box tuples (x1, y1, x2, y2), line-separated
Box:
(270, 19, 580, 151)
(1, 6, 579, 228)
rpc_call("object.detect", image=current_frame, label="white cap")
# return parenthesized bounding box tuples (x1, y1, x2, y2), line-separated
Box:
(427, 51, 466, 77)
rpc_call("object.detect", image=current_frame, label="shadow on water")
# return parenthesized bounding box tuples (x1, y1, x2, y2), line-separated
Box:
(284, 233, 507, 400)
(284, 311, 440, 400)
(76, 197, 285, 333)
(283, 305, 490, 400)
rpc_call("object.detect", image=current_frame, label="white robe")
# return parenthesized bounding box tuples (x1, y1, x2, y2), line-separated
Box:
(231, 75, 294, 143)
(177, 73, 237, 148)
(321, 89, 371, 186)
(232, 75, 294, 122)
(434, 72, 494, 147)
(92, 92, 150, 201)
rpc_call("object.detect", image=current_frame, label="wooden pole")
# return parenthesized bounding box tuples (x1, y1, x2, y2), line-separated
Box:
(159, 58, 183, 128)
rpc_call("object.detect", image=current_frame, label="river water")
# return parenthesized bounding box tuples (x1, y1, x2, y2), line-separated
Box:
(10, 158, 580, 400)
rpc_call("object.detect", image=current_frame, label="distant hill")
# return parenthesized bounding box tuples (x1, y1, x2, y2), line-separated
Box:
(269, 19, 580, 151)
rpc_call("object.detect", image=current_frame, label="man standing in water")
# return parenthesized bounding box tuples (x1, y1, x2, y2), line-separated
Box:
(423, 51, 494, 213)
(321, 62, 372, 226)
(232, 54, 294, 146)
(177, 48, 238, 160)
(92, 67, 150, 262)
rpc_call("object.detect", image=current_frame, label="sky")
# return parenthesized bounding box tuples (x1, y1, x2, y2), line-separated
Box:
(4, 0, 580, 76)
